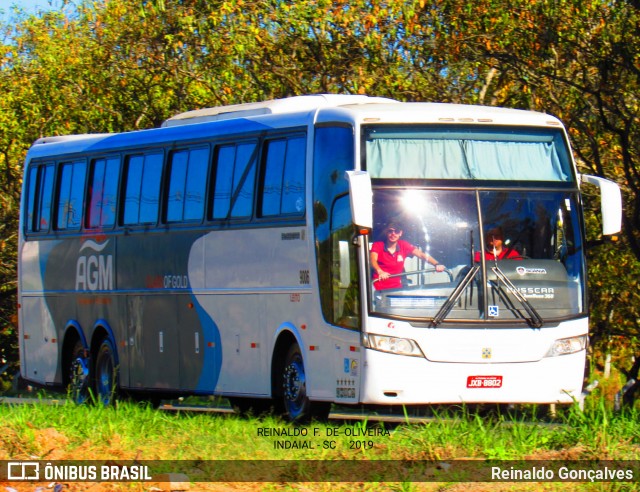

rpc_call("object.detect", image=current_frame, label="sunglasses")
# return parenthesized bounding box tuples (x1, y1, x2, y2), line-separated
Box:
(387, 228, 401, 234)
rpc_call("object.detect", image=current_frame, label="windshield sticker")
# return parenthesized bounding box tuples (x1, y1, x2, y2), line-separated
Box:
(488, 305, 499, 317)
(516, 266, 547, 275)
(344, 358, 359, 377)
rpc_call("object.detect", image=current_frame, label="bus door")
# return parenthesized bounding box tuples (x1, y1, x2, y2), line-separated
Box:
(329, 195, 362, 404)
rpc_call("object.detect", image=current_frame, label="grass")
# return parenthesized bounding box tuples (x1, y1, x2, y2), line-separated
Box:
(1, 393, 640, 490)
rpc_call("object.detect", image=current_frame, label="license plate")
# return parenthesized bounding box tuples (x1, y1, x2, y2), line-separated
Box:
(467, 375, 503, 388)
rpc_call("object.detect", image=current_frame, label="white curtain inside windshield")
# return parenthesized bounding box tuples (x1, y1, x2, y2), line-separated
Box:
(365, 128, 571, 181)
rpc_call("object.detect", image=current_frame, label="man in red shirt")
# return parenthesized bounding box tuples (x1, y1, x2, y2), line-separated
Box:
(474, 227, 520, 262)
(370, 223, 445, 290)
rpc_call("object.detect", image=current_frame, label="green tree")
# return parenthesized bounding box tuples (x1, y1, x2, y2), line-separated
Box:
(1, 0, 639, 388)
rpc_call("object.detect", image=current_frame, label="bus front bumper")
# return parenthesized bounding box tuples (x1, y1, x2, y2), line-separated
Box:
(359, 348, 586, 405)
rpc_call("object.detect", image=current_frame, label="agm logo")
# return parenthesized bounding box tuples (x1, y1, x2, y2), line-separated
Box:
(75, 239, 113, 291)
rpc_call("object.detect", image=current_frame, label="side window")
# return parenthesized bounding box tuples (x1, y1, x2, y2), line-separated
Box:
(330, 196, 360, 329)
(56, 161, 86, 231)
(211, 141, 257, 220)
(166, 147, 209, 223)
(26, 163, 55, 233)
(260, 135, 305, 217)
(123, 152, 163, 225)
(312, 125, 357, 328)
(87, 157, 120, 229)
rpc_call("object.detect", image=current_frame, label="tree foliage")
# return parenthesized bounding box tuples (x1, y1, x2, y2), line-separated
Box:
(1, 0, 639, 384)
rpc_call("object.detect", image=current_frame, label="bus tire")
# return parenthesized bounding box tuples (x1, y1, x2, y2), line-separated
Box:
(67, 339, 90, 405)
(94, 337, 118, 406)
(281, 343, 330, 422)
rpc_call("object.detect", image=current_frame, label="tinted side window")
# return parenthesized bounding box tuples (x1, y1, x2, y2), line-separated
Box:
(26, 163, 55, 233)
(260, 136, 305, 217)
(26, 166, 38, 231)
(166, 147, 209, 223)
(282, 137, 306, 214)
(123, 152, 163, 225)
(329, 196, 360, 329)
(56, 161, 86, 231)
(87, 157, 120, 229)
(313, 125, 356, 326)
(211, 142, 257, 220)
(261, 139, 286, 216)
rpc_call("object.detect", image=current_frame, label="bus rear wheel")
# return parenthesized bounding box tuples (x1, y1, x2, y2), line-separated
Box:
(281, 343, 329, 422)
(94, 338, 118, 406)
(67, 339, 90, 405)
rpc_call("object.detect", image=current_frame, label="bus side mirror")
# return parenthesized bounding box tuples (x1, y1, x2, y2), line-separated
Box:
(580, 174, 622, 236)
(345, 170, 372, 234)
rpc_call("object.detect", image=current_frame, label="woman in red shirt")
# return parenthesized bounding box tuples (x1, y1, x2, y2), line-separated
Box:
(370, 223, 445, 290)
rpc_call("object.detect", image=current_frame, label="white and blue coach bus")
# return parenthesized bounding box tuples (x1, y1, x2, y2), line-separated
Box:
(18, 94, 621, 420)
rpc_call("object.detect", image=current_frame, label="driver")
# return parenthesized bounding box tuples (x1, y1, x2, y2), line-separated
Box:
(474, 226, 520, 262)
(371, 222, 445, 291)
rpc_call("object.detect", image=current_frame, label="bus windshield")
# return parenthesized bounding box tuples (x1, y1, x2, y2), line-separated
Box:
(369, 188, 585, 324)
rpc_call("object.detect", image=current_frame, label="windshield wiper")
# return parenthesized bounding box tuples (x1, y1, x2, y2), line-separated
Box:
(431, 265, 479, 327)
(491, 265, 544, 328)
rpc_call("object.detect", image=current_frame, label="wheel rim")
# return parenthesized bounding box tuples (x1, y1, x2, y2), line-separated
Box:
(283, 353, 306, 417)
(96, 341, 116, 406)
(69, 356, 90, 404)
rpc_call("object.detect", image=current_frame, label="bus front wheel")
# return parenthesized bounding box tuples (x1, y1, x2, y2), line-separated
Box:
(94, 338, 118, 406)
(281, 343, 329, 422)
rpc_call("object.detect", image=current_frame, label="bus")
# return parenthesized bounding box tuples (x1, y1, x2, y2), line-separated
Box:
(18, 94, 622, 421)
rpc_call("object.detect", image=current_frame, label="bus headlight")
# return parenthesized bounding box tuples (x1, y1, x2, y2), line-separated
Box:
(545, 335, 587, 357)
(362, 333, 425, 357)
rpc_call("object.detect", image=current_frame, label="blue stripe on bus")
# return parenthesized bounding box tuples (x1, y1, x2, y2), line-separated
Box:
(191, 293, 223, 392)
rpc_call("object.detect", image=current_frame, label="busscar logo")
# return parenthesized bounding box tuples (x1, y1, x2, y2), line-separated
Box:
(75, 239, 114, 291)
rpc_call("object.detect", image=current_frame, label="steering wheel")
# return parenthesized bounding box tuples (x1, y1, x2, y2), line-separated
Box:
(374, 267, 454, 284)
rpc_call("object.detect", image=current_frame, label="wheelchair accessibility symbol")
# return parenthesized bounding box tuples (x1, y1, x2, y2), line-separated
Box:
(488, 305, 499, 317)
